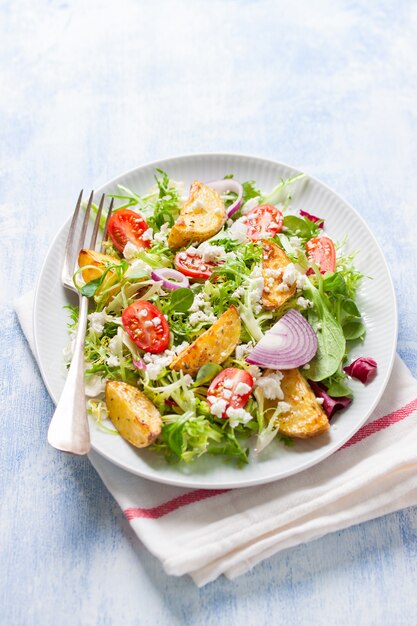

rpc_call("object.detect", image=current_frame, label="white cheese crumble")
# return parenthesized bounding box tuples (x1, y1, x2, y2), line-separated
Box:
(223, 378, 234, 389)
(123, 241, 140, 259)
(151, 317, 161, 327)
(189, 310, 217, 326)
(297, 296, 312, 309)
(248, 265, 264, 313)
(235, 341, 253, 361)
(153, 223, 170, 245)
(143, 341, 189, 380)
(235, 382, 252, 396)
(106, 355, 120, 367)
(88, 311, 113, 336)
(255, 371, 284, 400)
(248, 365, 262, 380)
(141, 228, 153, 242)
(228, 217, 248, 243)
(276, 263, 308, 293)
(289, 235, 303, 250)
(241, 197, 260, 215)
(226, 406, 253, 428)
(208, 396, 228, 419)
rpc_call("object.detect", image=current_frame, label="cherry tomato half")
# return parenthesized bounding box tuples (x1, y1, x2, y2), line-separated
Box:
(175, 252, 222, 280)
(121, 301, 169, 354)
(306, 236, 336, 274)
(108, 209, 150, 254)
(246, 204, 284, 241)
(207, 368, 254, 418)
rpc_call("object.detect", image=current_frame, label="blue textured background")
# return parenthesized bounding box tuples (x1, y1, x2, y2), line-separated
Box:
(1, 1, 417, 624)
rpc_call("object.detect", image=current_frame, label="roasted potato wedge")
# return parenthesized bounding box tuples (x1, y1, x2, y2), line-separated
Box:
(262, 240, 296, 309)
(167, 180, 226, 250)
(170, 305, 241, 376)
(265, 368, 329, 438)
(105, 381, 162, 448)
(78, 249, 120, 299)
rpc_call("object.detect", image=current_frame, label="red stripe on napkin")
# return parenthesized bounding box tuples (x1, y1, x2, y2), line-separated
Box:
(124, 397, 417, 521)
(340, 397, 417, 449)
(124, 488, 230, 520)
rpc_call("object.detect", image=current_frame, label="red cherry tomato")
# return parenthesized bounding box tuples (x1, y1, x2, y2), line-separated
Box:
(207, 368, 254, 418)
(246, 204, 284, 241)
(121, 301, 169, 354)
(175, 252, 222, 280)
(306, 236, 336, 273)
(108, 209, 150, 254)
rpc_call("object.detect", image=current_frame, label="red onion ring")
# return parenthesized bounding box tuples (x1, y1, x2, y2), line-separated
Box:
(151, 268, 189, 290)
(246, 309, 318, 369)
(207, 179, 243, 217)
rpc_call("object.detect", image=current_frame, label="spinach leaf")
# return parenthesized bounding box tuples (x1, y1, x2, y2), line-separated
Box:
(342, 320, 366, 341)
(194, 363, 222, 386)
(283, 215, 319, 240)
(169, 288, 194, 312)
(306, 284, 346, 381)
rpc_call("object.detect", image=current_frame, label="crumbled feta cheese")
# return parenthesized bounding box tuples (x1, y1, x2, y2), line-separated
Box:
(303, 363, 311, 370)
(153, 223, 170, 245)
(208, 396, 228, 419)
(106, 355, 120, 367)
(255, 371, 284, 400)
(228, 217, 248, 243)
(232, 285, 245, 299)
(144, 320, 153, 327)
(141, 228, 153, 242)
(316, 397, 324, 405)
(248, 365, 262, 379)
(194, 241, 232, 263)
(241, 197, 260, 215)
(235, 382, 252, 396)
(142, 341, 190, 380)
(274, 263, 309, 292)
(235, 341, 253, 361)
(223, 378, 234, 389)
(151, 317, 161, 327)
(178, 252, 187, 261)
(125, 258, 152, 277)
(88, 311, 111, 336)
(123, 241, 140, 259)
(248, 265, 265, 307)
(223, 389, 232, 399)
(226, 406, 253, 428)
(289, 236, 303, 250)
(297, 296, 312, 309)
(108, 334, 122, 355)
(189, 310, 217, 326)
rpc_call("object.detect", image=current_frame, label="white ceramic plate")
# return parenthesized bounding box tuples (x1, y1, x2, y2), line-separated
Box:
(33, 153, 397, 488)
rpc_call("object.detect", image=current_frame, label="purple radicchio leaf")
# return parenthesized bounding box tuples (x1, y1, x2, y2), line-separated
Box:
(308, 380, 352, 419)
(344, 357, 377, 384)
(300, 209, 324, 229)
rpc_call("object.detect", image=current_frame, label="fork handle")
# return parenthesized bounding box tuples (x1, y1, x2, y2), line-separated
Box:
(47, 295, 91, 454)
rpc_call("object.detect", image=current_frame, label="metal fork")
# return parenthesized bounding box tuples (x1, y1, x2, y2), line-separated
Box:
(47, 191, 114, 454)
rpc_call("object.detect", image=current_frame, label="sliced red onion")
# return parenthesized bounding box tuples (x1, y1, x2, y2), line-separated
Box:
(308, 381, 352, 418)
(300, 209, 324, 229)
(151, 268, 189, 290)
(246, 309, 318, 369)
(207, 179, 243, 217)
(344, 357, 377, 384)
(133, 357, 146, 371)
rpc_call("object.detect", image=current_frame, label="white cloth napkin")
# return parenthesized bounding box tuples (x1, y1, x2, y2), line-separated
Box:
(16, 291, 417, 586)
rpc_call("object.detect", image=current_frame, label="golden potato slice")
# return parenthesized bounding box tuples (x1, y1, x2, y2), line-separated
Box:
(170, 306, 241, 376)
(265, 369, 329, 438)
(78, 249, 120, 299)
(168, 180, 226, 250)
(262, 240, 296, 309)
(105, 381, 162, 448)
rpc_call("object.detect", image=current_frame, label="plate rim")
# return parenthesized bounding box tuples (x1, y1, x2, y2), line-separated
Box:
(33, 151, 398, 488)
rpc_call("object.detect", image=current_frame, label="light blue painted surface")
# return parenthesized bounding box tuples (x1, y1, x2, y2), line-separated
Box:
(1, 1, 417, 624)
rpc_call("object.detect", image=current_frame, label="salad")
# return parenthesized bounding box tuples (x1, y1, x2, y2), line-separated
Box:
(67, 170, 377, 465)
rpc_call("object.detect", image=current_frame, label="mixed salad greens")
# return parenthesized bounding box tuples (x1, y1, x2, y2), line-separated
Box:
(66, 169, 377, 466)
